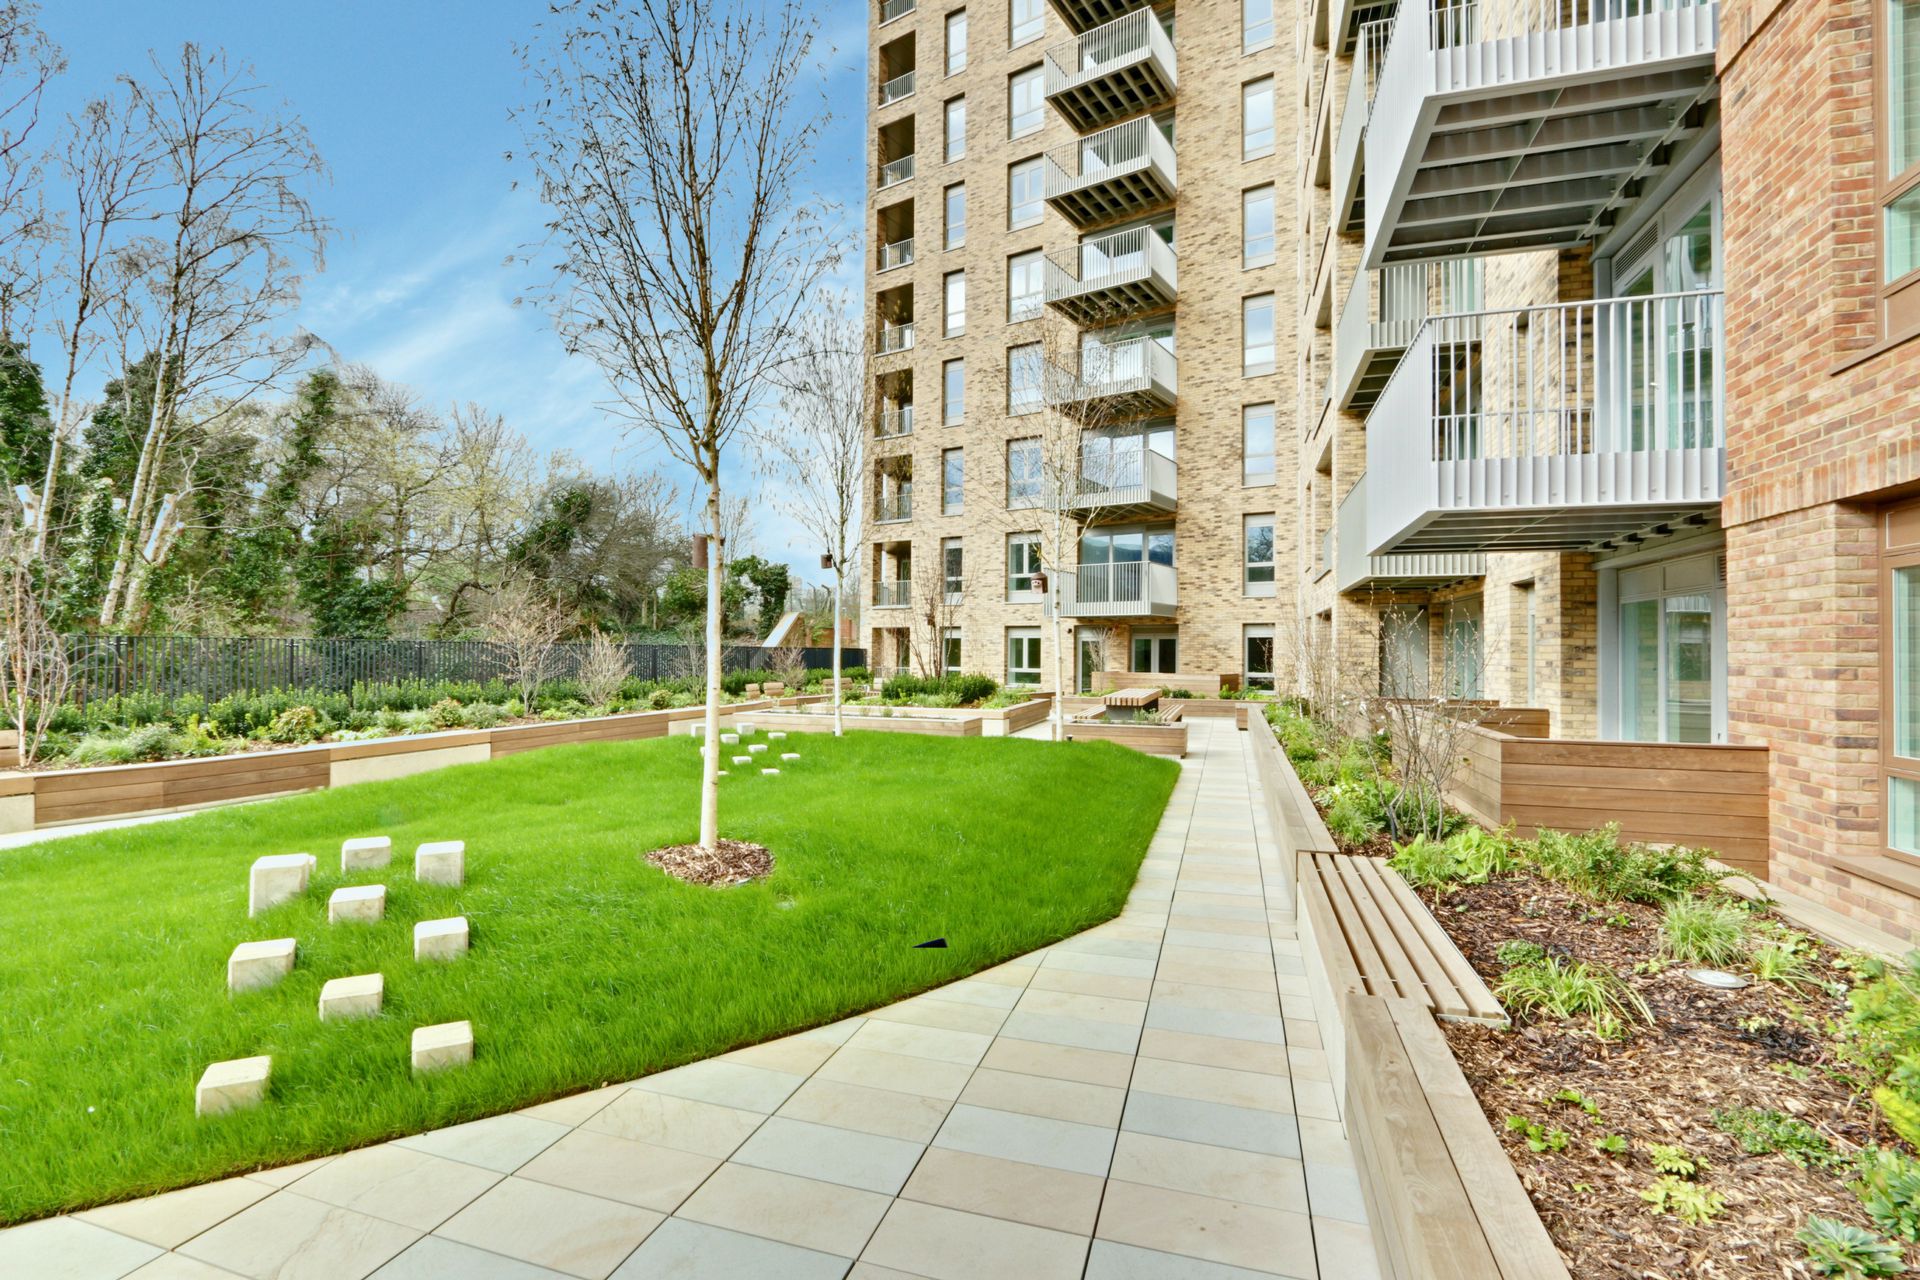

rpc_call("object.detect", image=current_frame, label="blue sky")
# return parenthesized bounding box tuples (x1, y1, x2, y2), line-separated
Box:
(34, 0, 869, 575)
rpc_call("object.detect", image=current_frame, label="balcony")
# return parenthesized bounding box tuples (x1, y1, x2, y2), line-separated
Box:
(1363, 0, 1718, 267)
(878, 153, 916, 191)
(879, 69, 916, 106)
(1364, 292, 1724, 555)
(1044, 117, 1177, 228)
(1334, 472, 1487, 591)
(873, 580, 911, 608)
(879, 0, 915, 24)
(1335, 261, 1480, 413)
(1051, 0, 1148, 37)
(1051, 334, 1177, 418)
(1334, 0, 1399, 53)
(877, 406, 914, 440)
(1068, 445, 1177, 519)
(878, 237, 914, 272)
(1058, 560, 1177, 618)
(876, 321, 915, 355)
(1331, 19, 1390, 238)
(1043, 228, 1177, 326)
(1043, 10, 1178, 133)
(873, 492, 914, 524)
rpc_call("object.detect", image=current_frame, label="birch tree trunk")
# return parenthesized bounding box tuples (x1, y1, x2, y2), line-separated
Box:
(699, 482, 724, 853)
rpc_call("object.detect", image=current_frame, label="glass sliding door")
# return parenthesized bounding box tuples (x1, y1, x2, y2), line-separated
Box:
(1615, 555, 1724, 743)
(1131, 630, 1176, 673)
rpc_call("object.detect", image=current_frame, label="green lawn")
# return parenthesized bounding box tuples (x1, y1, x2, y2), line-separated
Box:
(0, 731, 1176, 1224)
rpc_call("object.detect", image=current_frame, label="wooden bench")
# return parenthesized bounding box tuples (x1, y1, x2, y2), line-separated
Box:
(1347, 995, 1570, 1280)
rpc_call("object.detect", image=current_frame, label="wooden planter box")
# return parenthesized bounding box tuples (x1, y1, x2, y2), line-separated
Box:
(755, 709, 982, 736)
(1062, 713, 1187, 757)
(1168, 698, 1268, 727)
(976, 696, 1052, 735)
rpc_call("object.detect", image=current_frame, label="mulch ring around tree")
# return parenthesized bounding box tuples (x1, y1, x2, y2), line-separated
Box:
(1431, 874, 1908, 1279)
(645, 839, 773, 887)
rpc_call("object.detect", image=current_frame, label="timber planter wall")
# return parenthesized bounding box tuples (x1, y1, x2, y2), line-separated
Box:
(1062, 715, 1187, 757)
(755, 710, 983, 736)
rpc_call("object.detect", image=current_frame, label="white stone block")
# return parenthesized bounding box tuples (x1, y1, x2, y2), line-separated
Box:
(736, 723, 756, 734)
(318, 973, 383, 1020)
(781, 753, 801, 762)
(414, 916, 469, 961)
(767, 732, 786, 740)
(341, 836, 392, 872)
(247, 853, 316, 917)
(761, 768, 780, 776)
(196, 1055, 271, 1116)
(747, 743, 767, 754)
(720, 733, 739, 745)
(731, 755, 751, 765)
(415, 840, 465, 887)
(328, 884, 385, 924)
(412, 1020, 474, 1073)
(227, 938, 296, 993)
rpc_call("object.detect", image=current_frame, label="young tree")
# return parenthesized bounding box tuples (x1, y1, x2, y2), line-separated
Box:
(577, 628, 633, 707)
(765, 296, 866, 734)
(488, 577, 572, 712)
(910, 547, 965, 678)
(96, 44, 328, 628)
(0, 518, 68, 766)
(519, 0, 835, 857)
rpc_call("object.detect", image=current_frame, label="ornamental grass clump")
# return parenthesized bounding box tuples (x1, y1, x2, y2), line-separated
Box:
(1494, 954, 1652, 1041)
(1659, 896, 1751, 968)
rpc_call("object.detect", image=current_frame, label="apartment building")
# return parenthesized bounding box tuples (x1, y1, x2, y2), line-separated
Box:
(861, 0, 1301, 693)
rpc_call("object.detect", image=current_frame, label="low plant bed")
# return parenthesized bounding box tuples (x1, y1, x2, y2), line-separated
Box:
(0, 731, 1177, 1225)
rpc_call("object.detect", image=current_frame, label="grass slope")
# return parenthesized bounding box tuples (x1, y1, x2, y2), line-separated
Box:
(0, 731, 1176, 1224)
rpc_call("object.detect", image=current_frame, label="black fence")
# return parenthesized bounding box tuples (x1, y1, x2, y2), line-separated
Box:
(60, 635, 867, 706)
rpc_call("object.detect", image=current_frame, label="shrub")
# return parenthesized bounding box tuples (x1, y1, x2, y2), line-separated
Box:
(462, 702, 506, 729)
(427, 698, 467, 729)
(1494, 956, 1652, 1041)
(880, 672, 998, 705)
(262, 706, 328, 744)
(1523, 824, 1721, 904)
(1390, 835, 1456, 892)
(66, 732, 138, 766)
(1854, 1147, 1920, 1242)
(1799, 1216, 1907, 1279)
(1659, 897, 1750, 967)
(1837, 953, 1920, 1143)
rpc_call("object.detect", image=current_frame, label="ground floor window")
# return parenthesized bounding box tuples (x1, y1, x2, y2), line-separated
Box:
(1442, 597, 1484, 699)
(1007, 627, 1042, 685)
(1132, 629, 1177, 674)
(1884, 501, 1920, 856)
(943, 627, 962, 673)
(1615, 552, 1723, 744)
(1380, 608, 1430, 698)
(1244, 624, 1275, 690)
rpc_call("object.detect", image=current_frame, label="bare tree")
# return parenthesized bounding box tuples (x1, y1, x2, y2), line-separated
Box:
(0, 520, 69, 766)
(97, 44, 329, 628)
(577, 627, 632, 707)
(488, 577, 573, 712)
(765, 294, 866, 733)
(909, 548, 964, 678)
(0, 3, 63, 341)
(518, 0, 836, 856)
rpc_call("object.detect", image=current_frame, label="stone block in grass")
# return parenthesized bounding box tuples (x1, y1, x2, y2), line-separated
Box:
(227, 939, 296, 993)
(767, 731, 786, 740)
(761, 768, 780, 776)
(415, 840, 465, 887)
(411, 1021, 473, 1074)
(341, 836, 392, 872)
(247, 853, 315, 917)
(195, 1056, 271, 1117)
(720, 733, 738, 745)
(747, 744, 767, 755)
(318, 973, 383, 1021)
(731, 755, 751, 765)
(781, 753, 801, 762)
(328, 884, 385, 924)
(414, 916, 469, 962)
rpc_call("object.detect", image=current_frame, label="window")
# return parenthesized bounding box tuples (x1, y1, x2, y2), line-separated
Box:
(1518, 582, 1539, 706)
(1243, 514, 1275, 596)
(942, 447, 964, 514)
(1006, 437, 1042, 505)
(1243, 186, 1275, 268)
(1010, 0, 1043, 45)
(943, 537, 964, 600)
(943, 358, 965, 424)
(1243, 294, 1276, 375)
(944, 271, 966, 336)
(945, 97, 966, 163)
(943, 627, 963, 671)
(1883, 0, 1920, 332)
(945, 183, 966, 249)
(1006, 627, 1042, 685)
(1242, 403, 1275, 485)
(1443, 597, 1485, 700)
(1889, 504, 1920, 853)
(1007, 343, 1043, 415)
(1381, 608, 1431, 697)
(1243, 0, 1274, 50)
(1009, 157, 1044, 228)
(1242, 78, 1274, 159)
(1616, 554, 1723, 743)
(1007, 534, 1042, 596)
(1009, 66, 1044, 138)
(946, 9, 967, 74)
(1007, 249, 1044, 321)
(1132, 629, 1177, 674)
(1244, 625, 1275, 691)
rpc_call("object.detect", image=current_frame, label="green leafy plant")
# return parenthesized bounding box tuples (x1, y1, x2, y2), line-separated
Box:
(1552, 1087, 1601, 1118)
(1504, 1115, 1570, 1153)
(1711, 1106, 1842, 1169)
(1495, 956, 1653, 1041)
(1495, 939, 1548, 969)
(1640, 1176, 1725, 1225)
(1645, 1143, 1706, 1177)
(1799, 1216, 1908, 1278)
(1389, 834, 1456, 892)
(1855, 1146, 1920, 1243)
(1659, 897, 1750, 967)
(1449, 824, 1518, 883)
(1523, 824, 1721, 904)
(262, 705, 328, 744)
(1593, 1133, 1629, 1157)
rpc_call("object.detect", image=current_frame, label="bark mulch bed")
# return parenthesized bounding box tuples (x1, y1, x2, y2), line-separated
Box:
(644, 839, 773, 887)
(1428, 874, 1906, 1278)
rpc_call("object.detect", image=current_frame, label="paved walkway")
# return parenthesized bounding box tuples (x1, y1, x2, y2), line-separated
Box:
(0, 720, 1378, 1280)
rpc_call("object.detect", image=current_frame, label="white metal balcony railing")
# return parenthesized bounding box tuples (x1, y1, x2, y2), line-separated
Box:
(1043, 117, 1178, 226)
(1364, 291, 1725, 555)
(1318, 527, 1333, 578)
(877, 406, 914, 439)
(1334, 471, 1488, 591)
(1058, 334, 1177, 411)
(878, 237, 915, 272)
(1364, 0, 1718, 266)
(1072, 445, 1177, 513)
(879, 0, 916, 23)
(1058, 560, 1177, 618)
(1042, 10, 1179, 132)
(878, 154, 916, 190)
(873, 580, 911, 608)
(880, 69, 916, 106)
(1331, 18, 1391, 238)
(1043, 227, 1178, 322)
(874, 491, 914, 523)
(1335, 260, 1482, 412)
(876, 320, 915, 355)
